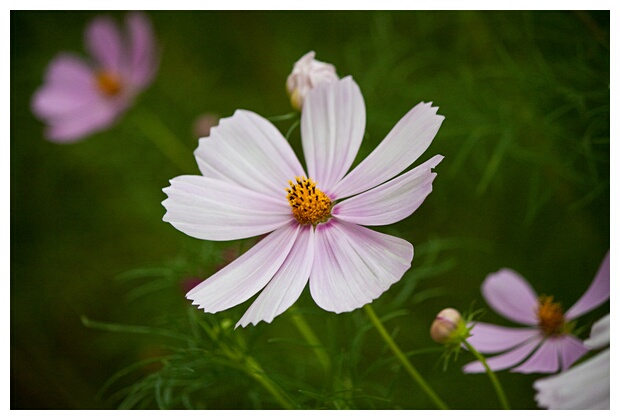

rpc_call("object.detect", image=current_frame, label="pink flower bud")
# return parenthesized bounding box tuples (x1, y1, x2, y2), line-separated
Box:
(286, 51, 338, 110)
(430, 308, 463, 344)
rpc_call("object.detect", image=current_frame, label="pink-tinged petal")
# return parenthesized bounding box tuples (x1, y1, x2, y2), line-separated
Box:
(333, 155, 443, 226)
(43, 53, 94, 86)
(585, 313, 610, 349)
(237, 225, 315, 327)
(558, 335, 588, 370)
(467, 322, 539, 353)
(85, 16, 123, 71)
(534, 348, 610, 409)
(565, 250, 610, 320)
(32, 54, 100, 120)
(32, 83, 100, 120)
(162, 175, 292, 241)
(481, 269, 539, 326)
(195, 110, 305, 200)
(511, 338, 560, 373)
(186, 223, 300, 314)
(310, 220, 412, 313)
(125, 12, 157, 88)
(301, 76, 365, 193)
(331, 101, 444, 199)
(463, 339, 540, 373)
(44, 100, 120, 143)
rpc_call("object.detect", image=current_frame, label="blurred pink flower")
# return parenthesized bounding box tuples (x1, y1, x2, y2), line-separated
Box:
(163, 77, 444, 327)
(534, 313, 610, 409)
(31, 12, 158, 143)
(286, 51, 338, 110)
(463, 251, 609, 374)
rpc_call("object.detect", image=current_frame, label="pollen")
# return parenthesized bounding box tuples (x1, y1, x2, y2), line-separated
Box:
(96, 71, 122, 96)
(537, 296, 565, 336)
(286, 176, 332, 225)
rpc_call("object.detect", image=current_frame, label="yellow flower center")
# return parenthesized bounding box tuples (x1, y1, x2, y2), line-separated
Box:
(537, 296, 565, 336)
(286, 176, 332, 225)
(96, 71, 122, 96)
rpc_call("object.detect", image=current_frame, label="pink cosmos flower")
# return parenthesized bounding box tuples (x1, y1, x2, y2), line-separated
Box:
(534, 313, 610, 409)
(463, 251, 610, 374)
(286, 51, 339, 110)
(31, 12, 157, 143)
(162, 76, 444, 327)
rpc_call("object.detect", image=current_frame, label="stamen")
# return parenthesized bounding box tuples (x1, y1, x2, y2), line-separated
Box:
(285, 176, 332, 225)
(537, 296, 565, 336)
(96, 71, 122, 96)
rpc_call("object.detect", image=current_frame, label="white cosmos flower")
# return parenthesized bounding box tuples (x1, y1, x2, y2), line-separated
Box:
(162, 76, 444, 327)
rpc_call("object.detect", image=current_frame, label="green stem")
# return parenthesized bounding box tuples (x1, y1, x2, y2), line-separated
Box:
(464, 340, 510, 410)
(289, 309, 331, 373)
(130, 108, 196, 173)
(198, 317, 295, 409)
(267, 111, 298, 122)
(363, 305, 449, 409)
(243, 355, 297, 409)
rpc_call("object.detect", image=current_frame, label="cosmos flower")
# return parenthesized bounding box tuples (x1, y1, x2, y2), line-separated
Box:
(463, 251, 610, 374)
(286, 51, 338, 110)
(31, 12, 157, 142)
(163, 76, 444, 327)
(534, 313, 610, 409)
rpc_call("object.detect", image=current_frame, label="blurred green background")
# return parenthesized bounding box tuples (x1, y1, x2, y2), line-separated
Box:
(11, 10, 609, 409)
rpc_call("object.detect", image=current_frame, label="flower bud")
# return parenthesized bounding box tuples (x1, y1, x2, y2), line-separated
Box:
(286, 51, 338, 110)
(430, 308, 463, 344)
(193, 113, 219, 138)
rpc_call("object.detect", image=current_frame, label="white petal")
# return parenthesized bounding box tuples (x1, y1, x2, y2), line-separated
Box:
(195, 110, 305, 200)
(333, 155, 443, 226)
(187, 223, 300, 314)
(309, 220, 412, 313)
(237, 225, 314, 327)
(584, 313, 610, 349)
(162, 175, 292, 241)
(331, 101, 444, 199)
(301, 76, 365, 193)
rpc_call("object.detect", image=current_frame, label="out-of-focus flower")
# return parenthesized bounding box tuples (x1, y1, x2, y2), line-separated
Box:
(31, 12, 158, 142)
(534, 313, 610, 409)
(192, 113, 219, 138)
(463, 251, 609, 374)
(431, 308, 464, 344)
(286, 51, 338, 111)
(163, 77, 444, 327)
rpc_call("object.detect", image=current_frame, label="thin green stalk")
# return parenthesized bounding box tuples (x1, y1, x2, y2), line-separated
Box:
(197, 317, 296, 409)
(289, 310, 332, 374)
(243, 355, 297, 409)
(464, 340, 510, 410)
(267, 111, 299, 122)
(363, 304, 449, 409)
(130, 108, 196, 173)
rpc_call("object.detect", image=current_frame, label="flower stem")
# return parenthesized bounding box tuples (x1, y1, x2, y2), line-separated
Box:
(197, 316, 296, 409)
(289, 309, 332, 374)
(243, 355, 297, 409)
(130, 108, 196, 173)
(463, 340, 510, 410)
(363, 304, 449, 409)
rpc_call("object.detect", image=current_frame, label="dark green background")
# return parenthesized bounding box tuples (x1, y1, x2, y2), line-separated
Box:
(11, 11, 609, 409)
